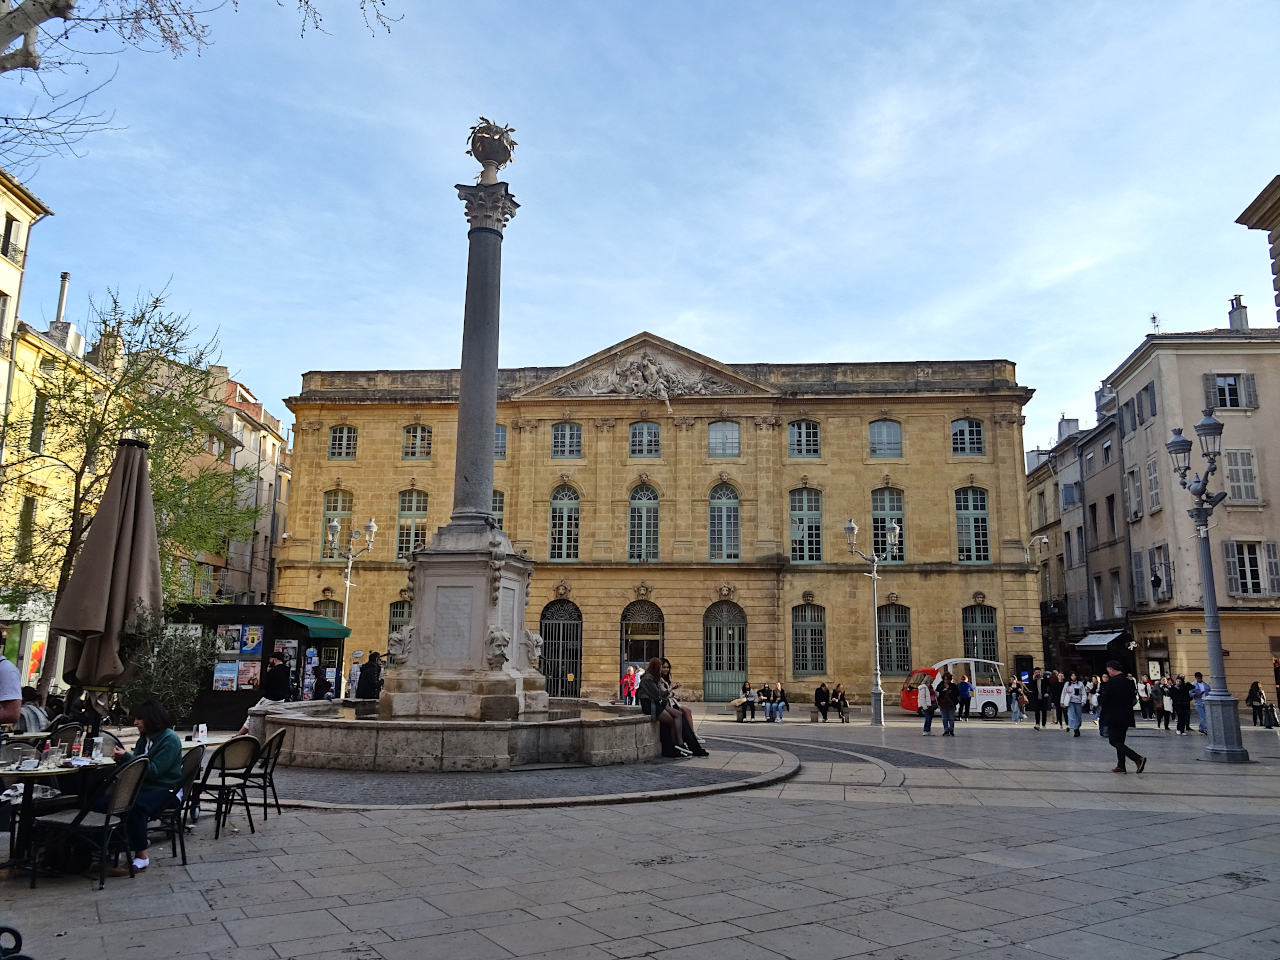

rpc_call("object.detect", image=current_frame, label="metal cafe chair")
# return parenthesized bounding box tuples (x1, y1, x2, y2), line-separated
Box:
(241, 727, 286, 819)
(192, 736, 260, 840)
(147, 744, 204, 865)
(29, 756, 150, 890)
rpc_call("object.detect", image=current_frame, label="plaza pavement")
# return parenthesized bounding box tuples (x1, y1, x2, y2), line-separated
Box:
(4, 709, 1280, 960)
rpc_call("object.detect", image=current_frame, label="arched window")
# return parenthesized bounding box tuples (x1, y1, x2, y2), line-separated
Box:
(951, 417, 985, 456)
(788, 419, 821, 458)
(871, 487, 905, 562)
(963, 604, 998, 660)
(628, 484, 660, 562)
(492, 489, 505, 530)
(789, 488, 822, 562)
(313, 598, 343, 621)
(551, 421, 582, 458)
(549, 485, 580, 561)
(629, 421, 661, 458)
(708, 420, 740, 458)
(708, 483, 740, 561)
(792, 603, 825, 675)
(388, 600, 411, 638)
(328, 425, 357, 460)
(869, 419, 902, 458)
(877, 603, 911, 673)
(321, 489, 352, 559)
(396, 489, 429, 559)
(494, 423, 507, 460)
(955, 486, 990, 562)
(402, 424, 431, 460)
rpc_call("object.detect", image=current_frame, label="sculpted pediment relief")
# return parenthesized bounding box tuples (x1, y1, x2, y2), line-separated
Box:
(516, 332, 774, 411)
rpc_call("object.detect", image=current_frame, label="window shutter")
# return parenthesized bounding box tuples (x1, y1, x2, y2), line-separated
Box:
(1203, 373, 1217, 411)
(1136, 395, 1146, 424)
(1266, 542, 1280, 595)
(1147, 381, 1157, 416)
(1222, 540, 1241, 595)
(1131, 551, 1146, 603)
(1118, 407, 1126, 437)
(1242, 373, 1259, 409)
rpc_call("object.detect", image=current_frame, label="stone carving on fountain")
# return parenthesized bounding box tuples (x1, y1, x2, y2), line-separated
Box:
(553, 350, 745, 413)
(522, 629, 543, 665)
(485, 626, 511, 670)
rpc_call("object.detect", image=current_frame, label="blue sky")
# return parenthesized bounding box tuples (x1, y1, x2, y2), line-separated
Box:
(16, 0, 1280, 450)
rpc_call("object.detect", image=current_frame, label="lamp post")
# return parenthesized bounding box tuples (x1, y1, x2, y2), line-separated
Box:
(1165, 411, 1249, 762)
(326, 516, 378, 698)
(845, 517, 900, 727)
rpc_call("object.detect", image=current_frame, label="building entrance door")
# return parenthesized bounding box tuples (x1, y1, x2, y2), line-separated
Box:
(620, 600, 663, 691)
(702, 601, 747, 701)
(539, 599, 582, 697)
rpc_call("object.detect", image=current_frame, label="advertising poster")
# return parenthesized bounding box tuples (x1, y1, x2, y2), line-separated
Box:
(237, 660, 261, 690)
(212, 662, 238, 692)
(216, 624, 242, 655)
(240, 624, 264, 656)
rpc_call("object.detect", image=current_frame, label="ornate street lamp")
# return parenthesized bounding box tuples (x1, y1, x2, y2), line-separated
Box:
(1165, 412, 1248, 762)
(845, 517, 900, 726)
(326, 516, 378, 697)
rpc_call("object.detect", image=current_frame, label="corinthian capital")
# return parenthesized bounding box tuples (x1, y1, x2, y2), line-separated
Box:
(456, 182, 519, 232)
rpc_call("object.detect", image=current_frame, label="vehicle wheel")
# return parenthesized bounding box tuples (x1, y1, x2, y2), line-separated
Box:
(981, 703, 998, 719)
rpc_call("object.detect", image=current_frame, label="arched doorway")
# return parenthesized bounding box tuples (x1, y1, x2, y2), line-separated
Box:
(539, 599, 582, 698)
(620, 600, 664, 685)
(702, 601, 747, 701)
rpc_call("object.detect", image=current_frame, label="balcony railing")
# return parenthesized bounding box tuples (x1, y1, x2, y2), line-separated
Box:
(1, 239, 24, 267)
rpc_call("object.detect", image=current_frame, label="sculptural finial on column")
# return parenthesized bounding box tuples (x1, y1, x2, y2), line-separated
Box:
(467, 117, 517, 185)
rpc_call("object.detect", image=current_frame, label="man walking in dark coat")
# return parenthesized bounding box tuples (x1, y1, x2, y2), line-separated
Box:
(1029, 668, 1051, 730)
(1100, 660, 1146, 774)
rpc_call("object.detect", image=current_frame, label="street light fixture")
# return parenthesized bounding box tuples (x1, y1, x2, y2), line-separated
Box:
(326, 516, 378, 698)
(845, 517, 900, 727)
(1165, 412, 1248, 762)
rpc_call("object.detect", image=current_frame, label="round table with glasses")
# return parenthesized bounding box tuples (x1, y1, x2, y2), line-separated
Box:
(2, 757, 116, 869)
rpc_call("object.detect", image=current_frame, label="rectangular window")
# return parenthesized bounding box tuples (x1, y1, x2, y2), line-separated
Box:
(788, 420, 821, 458)
(629, 421, 661, 458)
(869, 420, 902, 458)
(402, 425, 432, 460)
(1224, 541, 1265, 596)
(955, 487, 989, 563)
(1126, 468, 1143, 519)
(1063, 531, 1073, 569)
(1146, 456, 1160, 511)
(1061, 482, 1078, 508)
(1076, 525, 1084, 563)
(28, 392, 48, 454)
(492, 490, 505, 530)
(1216, 374, 1241, 408)
(789, 488, 823, 562)
(1102, 441, 1112, 465)
(1092, 576, 1103, 619)
(1131, 552, 1146, 604)
(1106, 495, 1116, 537)
(791, 604, 826, 675)
(1085, 451, 1095, 475)
(951, 418, 985, 456)
(1037, 491, 1047, 527)
(707, 421, 740, 458)
(1089, 502, 1098, 541)
(1110, 570, 1123, 616)
(494, 424, 507, 460)
(1149, 544, 1172, 600)
(328, 426, 357, 460)
(551, 422, 582, 458)
(1225, 449, 1258, 502)
(16, 496, 36, 562)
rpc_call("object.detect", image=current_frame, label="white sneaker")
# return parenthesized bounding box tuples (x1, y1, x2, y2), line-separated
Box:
(673, 744, 692, 756)
(131, 857, 149, 871)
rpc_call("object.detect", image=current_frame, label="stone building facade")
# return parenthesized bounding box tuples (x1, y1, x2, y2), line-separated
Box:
(277, 333, 1042, 702)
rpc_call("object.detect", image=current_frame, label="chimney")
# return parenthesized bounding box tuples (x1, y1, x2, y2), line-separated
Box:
(1057, 417, 1079, 443)
(55, 271, 69, 325)
(1228, 295, 1249, 331)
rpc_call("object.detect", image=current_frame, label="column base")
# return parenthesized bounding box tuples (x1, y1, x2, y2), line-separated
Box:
(1202, 695, 1251, 763)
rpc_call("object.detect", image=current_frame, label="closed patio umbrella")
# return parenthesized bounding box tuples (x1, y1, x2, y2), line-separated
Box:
(51, 438, 162, 699)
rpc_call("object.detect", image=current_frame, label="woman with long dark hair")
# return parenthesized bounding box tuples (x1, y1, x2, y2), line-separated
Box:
(1245, 681, 1268, 726)
(109, 699, 183, 872)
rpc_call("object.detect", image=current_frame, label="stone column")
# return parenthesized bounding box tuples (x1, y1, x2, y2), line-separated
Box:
(381, 120, 547, 724)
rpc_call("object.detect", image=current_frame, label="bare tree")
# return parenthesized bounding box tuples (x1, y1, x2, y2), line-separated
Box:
(1, 1, 398, 170)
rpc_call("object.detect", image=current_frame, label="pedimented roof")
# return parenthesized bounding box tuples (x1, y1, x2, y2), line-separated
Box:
(513, 331, 777, 407)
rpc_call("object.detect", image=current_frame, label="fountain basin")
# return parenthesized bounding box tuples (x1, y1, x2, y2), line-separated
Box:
(258, 698, 661, 771)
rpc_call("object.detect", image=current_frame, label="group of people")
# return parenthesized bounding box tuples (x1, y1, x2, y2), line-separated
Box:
(812, 683, 853, 723)
(736, 681, 792, 722)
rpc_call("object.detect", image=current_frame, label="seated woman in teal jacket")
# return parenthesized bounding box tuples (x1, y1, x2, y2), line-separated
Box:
(110, 699, 183, 872)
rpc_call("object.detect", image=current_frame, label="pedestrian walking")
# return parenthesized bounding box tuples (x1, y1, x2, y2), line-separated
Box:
(918, 677, 936, 735)
(1191, 671, 1211, 735)
(1049, 671, 1066, 728)
(1245, 681, 1268, 727)
(1060, 672, 1086, 737)
(936, 672, 959, 736)
(1099, 660, 1146, 774)
(957, 675, 974, 720)
(1029, 668, 1051, 730)
(1009, 678, 1028, 723)
(1155, 677, 1173, 730)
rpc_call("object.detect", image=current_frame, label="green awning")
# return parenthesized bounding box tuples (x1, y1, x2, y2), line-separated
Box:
(279, 612, 351, 639)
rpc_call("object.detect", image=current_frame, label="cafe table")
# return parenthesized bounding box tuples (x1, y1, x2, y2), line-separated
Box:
(1, 756, 116, 870)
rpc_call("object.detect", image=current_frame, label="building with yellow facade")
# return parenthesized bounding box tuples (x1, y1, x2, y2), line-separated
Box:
(277, 333, 1042, 704)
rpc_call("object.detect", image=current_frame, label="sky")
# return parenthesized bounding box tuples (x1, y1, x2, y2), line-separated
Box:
(12, 0, 1280, 451)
